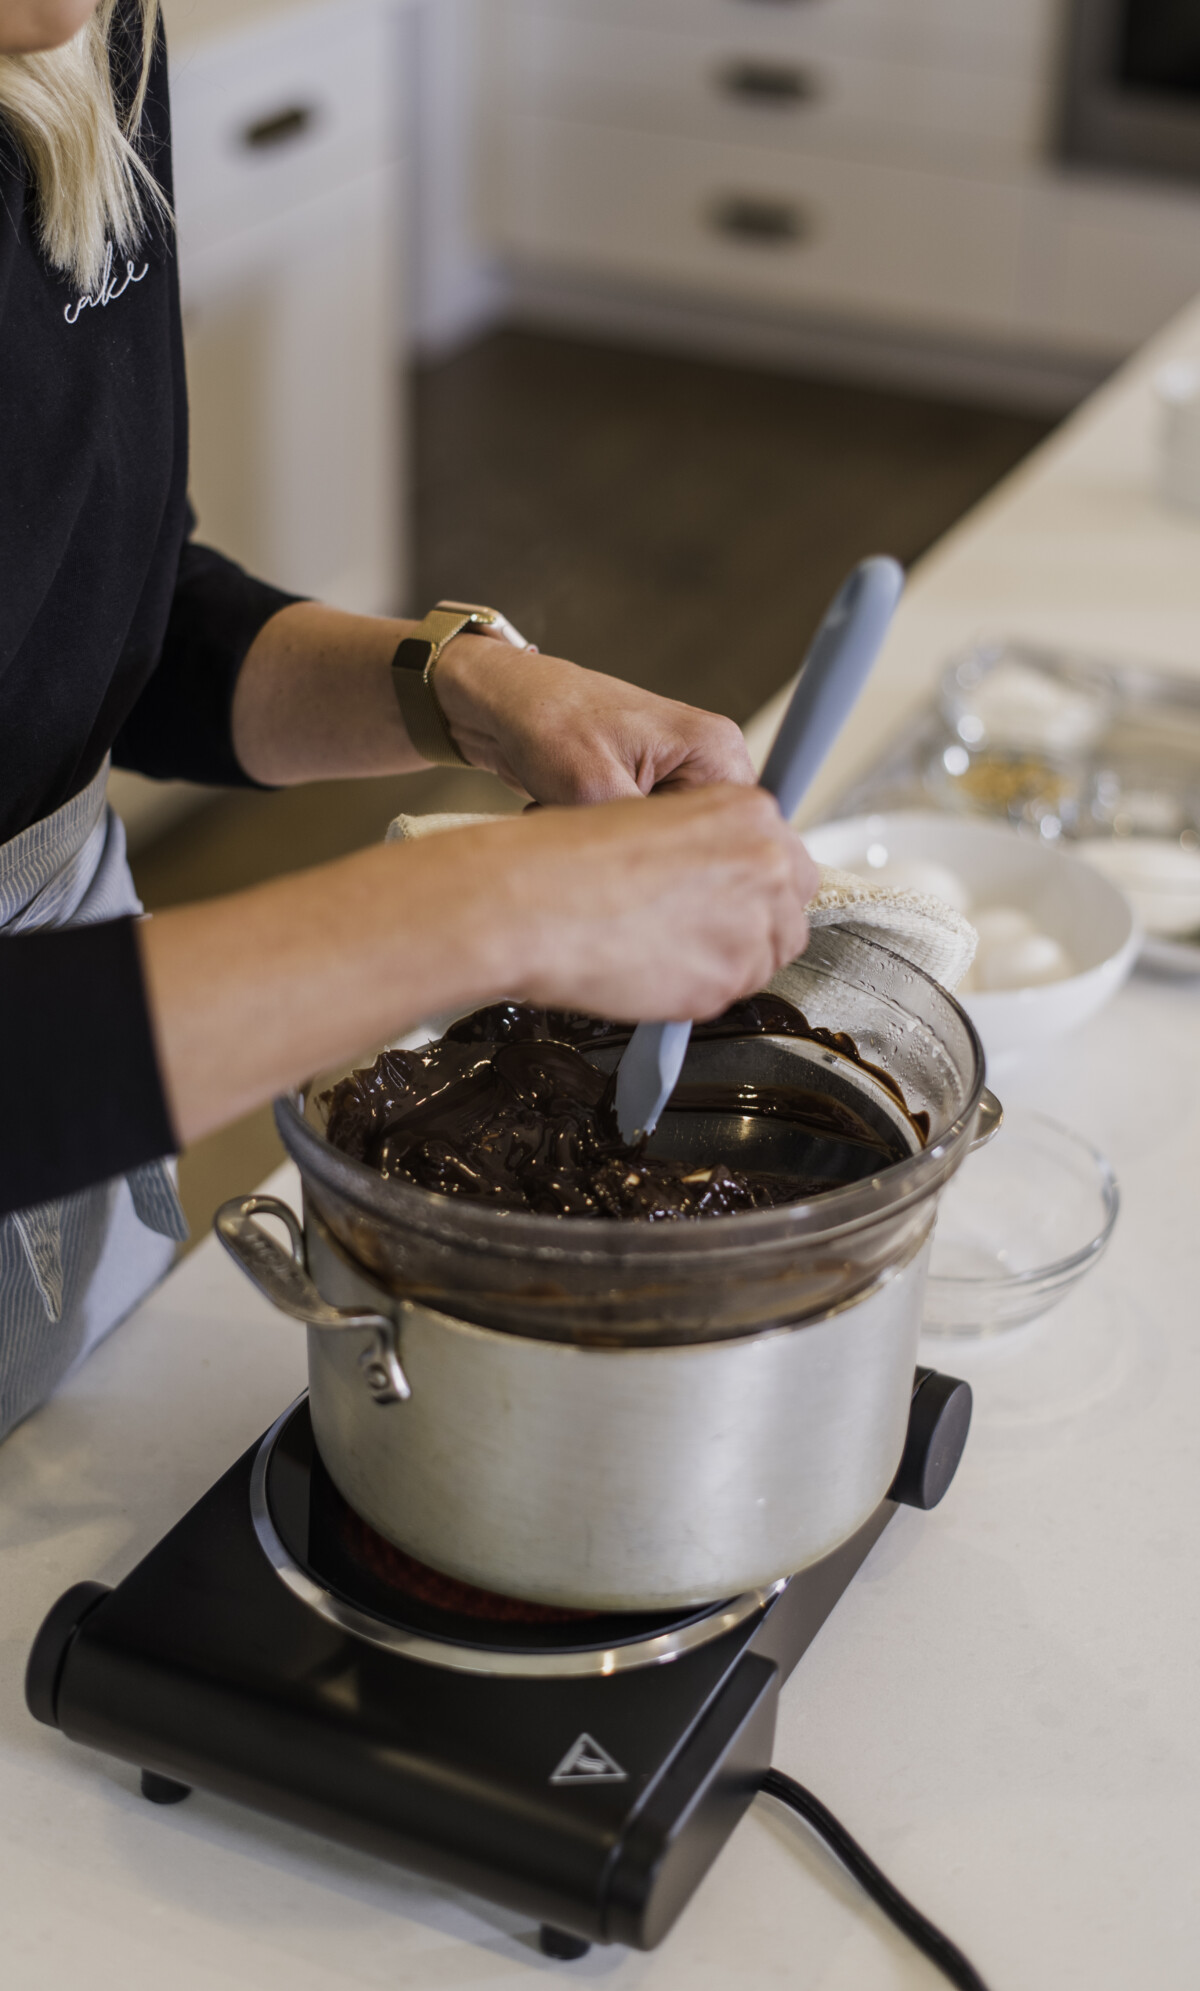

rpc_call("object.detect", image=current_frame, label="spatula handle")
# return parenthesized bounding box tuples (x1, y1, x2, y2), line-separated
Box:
(614, 556, 904, 1143)
(760, 556, 904, 818)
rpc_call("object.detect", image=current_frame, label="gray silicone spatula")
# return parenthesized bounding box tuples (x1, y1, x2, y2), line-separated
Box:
(613, 555, 905, 1145)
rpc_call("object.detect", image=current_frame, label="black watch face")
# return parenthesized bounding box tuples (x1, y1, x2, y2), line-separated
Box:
(393, 637, 436, 675)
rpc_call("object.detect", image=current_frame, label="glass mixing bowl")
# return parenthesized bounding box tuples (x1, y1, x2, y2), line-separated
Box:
(922, 1109, 1118, 1337)
(275, 929, 991, 1347)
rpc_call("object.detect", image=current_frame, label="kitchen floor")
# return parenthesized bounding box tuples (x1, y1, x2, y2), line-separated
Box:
(132, 328, 1051, 1245)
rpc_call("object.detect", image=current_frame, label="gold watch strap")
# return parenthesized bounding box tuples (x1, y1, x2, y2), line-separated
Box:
(391, 600, 530, 768)
(390, 606, 478, 768)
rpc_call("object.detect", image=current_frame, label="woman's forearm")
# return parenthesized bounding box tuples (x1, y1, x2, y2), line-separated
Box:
(230, 601, 426, 785)
(136, 835, 521, 1144)
(136, 791, 816, 1148)
(229, 599, 759, 800)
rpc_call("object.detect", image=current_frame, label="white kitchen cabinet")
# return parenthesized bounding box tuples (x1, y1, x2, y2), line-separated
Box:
(503, 5, 1050, 173)
(113, 0, 413, 849)
(485, 0, 1200, 384)
(168, 0, 410, 615)
(181, 166, 404, 617)
(168, 3, 399, 258)
(500, 118, 1026, 342)
(538, 0, 1053, 68)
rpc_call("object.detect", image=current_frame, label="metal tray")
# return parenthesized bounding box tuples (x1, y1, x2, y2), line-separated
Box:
(830, 640, 1200, 975)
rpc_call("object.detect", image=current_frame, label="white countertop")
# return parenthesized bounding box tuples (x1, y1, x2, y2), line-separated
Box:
(5, 306, 1200, 1989)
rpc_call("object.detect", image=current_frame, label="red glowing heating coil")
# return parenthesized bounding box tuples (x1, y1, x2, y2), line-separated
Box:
(339, 1504, 598, 1625)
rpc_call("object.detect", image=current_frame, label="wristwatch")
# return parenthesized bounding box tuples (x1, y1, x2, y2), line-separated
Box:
(390, 599, 529, 767)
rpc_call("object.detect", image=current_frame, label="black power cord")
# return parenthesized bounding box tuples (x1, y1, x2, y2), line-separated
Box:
(761, 1768, 990, 1991)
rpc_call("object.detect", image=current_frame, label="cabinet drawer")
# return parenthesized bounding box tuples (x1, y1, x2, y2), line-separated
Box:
(169, 0, 400, 254)
(495, 117, 1024, 339)
(504, 10, 1047, 172)
(512, 0, 1054, 71)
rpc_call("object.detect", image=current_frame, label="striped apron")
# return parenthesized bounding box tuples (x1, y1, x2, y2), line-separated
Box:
(0, 758, 188, 1441)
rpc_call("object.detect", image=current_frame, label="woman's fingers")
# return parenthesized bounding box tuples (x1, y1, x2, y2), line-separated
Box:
(456, 786, 819, 1022)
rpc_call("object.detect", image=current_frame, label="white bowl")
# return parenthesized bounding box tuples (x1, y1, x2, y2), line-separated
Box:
(1074, 835, 1200, 938)
(804, 811, 1138, 1067)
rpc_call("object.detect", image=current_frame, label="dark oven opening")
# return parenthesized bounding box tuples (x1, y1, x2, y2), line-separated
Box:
(1060, 0, 1200, 182)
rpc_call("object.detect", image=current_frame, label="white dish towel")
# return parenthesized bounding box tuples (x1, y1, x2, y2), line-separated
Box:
(385, 811, 977, 993)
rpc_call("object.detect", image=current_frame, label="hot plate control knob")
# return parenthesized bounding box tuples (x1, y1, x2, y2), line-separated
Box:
(888, 1370, 972, 1511)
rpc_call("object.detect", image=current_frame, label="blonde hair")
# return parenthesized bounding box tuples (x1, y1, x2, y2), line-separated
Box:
(0, 1, 168, 296)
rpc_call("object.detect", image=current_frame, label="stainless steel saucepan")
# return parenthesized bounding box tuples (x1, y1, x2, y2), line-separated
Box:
(218, 928, 999, 1610)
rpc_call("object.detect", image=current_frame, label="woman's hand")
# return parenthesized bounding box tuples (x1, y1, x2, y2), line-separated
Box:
(460, 785, 816, 1019)
(230, 601, 756, 795)
(434, 636, 757, 802)
(139, 786, 818, 1144)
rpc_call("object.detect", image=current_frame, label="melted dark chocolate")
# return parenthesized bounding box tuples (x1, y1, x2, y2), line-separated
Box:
(323, 994, 922, 1223)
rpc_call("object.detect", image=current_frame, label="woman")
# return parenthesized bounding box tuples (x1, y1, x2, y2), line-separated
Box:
(0, 0, 817, 1439)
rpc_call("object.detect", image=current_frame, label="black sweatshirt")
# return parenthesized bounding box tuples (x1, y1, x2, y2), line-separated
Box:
(0, 14, 298, 1217)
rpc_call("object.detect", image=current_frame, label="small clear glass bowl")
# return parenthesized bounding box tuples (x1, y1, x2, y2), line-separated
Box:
(922, 1110, 1119, 1337)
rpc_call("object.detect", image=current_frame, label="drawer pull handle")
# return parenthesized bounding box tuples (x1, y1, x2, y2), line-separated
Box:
(242, 103, 318, 150)
(709, 194, 808, 244)
(718, 60, 818, 105)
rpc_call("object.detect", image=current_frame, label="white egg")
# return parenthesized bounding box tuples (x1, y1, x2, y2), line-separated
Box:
(872, 858, 971, 913)
(974, 932, 1073, 991)
(971, 905, 1035, 951)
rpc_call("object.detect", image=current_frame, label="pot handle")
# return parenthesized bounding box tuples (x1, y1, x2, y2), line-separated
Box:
(969, 1089, 1003, 1152)
(214, 1196, 410, 1405)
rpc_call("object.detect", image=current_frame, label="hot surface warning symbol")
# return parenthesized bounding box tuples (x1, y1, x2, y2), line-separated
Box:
(550, 1733, 628, 1785)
